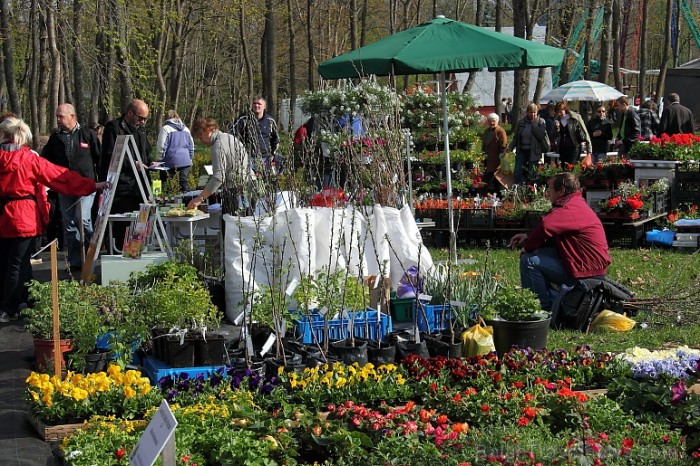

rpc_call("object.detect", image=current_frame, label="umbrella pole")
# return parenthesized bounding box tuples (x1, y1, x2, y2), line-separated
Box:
(404, 129, 414, 214)
(440, 71, 457, 263)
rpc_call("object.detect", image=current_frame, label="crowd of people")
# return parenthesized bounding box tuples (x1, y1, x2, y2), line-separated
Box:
(485, 92, 695, 188)
(0, 95, 281, 322)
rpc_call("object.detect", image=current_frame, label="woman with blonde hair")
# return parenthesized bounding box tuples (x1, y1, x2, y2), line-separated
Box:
(0, 117, 109, 322)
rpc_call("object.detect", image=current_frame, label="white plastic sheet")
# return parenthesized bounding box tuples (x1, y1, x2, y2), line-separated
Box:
(223, 205, 433, 321)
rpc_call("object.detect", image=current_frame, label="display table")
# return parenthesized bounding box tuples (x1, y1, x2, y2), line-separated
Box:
(162, 213, 211, 256)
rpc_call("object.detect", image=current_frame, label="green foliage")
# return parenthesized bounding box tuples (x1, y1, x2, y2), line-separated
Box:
(129, 260, 220, 332)
(481, 284, 544, 321)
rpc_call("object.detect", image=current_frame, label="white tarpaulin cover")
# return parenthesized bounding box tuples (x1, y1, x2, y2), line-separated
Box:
(223, 204, 433, 322)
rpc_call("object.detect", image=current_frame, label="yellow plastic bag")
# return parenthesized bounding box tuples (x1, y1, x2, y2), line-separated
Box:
(461, 322, 496, 357)
(589, 310, 636, 333)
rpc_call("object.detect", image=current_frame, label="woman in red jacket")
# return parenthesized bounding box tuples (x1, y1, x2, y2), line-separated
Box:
(0, 117, 110, 322)
(509, 172, 611, 312)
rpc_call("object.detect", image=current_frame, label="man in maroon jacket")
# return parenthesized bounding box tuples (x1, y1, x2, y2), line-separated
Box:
(509, 172, 611, 311)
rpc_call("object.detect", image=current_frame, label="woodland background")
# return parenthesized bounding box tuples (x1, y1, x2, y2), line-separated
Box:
(0, 0, 699, 145)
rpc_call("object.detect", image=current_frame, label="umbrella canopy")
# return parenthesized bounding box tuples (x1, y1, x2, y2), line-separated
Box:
(540, 80, 625, 103)
(318, 16, 564, 262)
(319, 16, 565, 79)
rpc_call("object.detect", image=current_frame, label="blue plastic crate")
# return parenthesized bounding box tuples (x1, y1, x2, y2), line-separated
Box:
(142, 355, 227, 385)
(416, 304, 453, 332)
(293, 309, 392, 343)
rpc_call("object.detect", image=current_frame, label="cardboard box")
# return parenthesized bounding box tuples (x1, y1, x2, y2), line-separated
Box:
(364, 276, 391, 313)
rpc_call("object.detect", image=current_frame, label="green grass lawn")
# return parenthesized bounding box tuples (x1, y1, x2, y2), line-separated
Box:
(428, 246, 700, 353)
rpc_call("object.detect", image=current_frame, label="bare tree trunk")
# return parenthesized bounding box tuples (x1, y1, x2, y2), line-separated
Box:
(306, 0, 315, 91)
(655, 0, 673, 101)
(583, 1, 595, 80)
(463, 0, 483, 92)
(37, 2, 50, 134)
(151, 0, 168, 122)
(28, 0, 40, 137)
(534, 0, 552, 103)
(612, 0, 622, 91)
(239, 6, 254, 99)
(350, 0, 358, 50)
(262, 0, 277, 117)
(94, 0, 116, 122)
(359, 0, 369, 46)
(0, 0, 21, 114)
(512, 0, 530, 119)
(598, 0, 612, 83)
(47, 0, 62, 130)
(72, 0, 83, 118)
(637, 0, 648, 99)
(287, 0, 297, 130)
(116, 1, 133, 110)
(494, 0, 503, 121)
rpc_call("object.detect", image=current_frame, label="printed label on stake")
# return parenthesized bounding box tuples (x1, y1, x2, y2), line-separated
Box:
(450, 300, 466, 307)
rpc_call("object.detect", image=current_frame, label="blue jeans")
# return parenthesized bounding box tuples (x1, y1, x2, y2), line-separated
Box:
(520, 247, 576, 311)
(59, 193, 95, 268)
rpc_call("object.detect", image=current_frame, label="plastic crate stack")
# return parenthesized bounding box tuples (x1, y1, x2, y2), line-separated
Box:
(292, 309, 392, 344)
(673, 161, 700, 208)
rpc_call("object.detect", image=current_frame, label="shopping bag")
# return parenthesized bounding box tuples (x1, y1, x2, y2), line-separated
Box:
(461, 320, 495, 357)
(581, 153, 593, 167)
(494, 168, 514, 189)
(589, 310, 636, 333)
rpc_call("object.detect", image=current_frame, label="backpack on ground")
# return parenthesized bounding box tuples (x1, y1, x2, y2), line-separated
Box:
(550, 278, 635, 332)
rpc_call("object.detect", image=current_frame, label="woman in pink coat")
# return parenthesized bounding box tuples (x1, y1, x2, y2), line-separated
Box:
(0, 117, 110, 322)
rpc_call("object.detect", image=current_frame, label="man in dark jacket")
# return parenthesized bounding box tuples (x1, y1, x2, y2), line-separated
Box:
(41, 103, 102, 270)
(658, 93, 694, 136)
(614, 96, 641, 156)
(100, 99, 153, 250)
(231, 96, 280, 174)
(509, 172, 611, 311)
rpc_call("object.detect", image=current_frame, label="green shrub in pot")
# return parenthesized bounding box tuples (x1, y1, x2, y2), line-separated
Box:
(481, 284, 547, 322)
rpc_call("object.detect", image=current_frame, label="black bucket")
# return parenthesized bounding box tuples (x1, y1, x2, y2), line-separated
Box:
(330, 339, 368, 366)
(486, 318, 551, 355)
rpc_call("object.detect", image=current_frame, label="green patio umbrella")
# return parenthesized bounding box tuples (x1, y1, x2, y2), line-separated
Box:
(319, 16, 565, 261)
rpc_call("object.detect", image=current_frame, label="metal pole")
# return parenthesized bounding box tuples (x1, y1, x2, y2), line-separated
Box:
(404, 129, 414, 214)
(440, 71, 457, 263)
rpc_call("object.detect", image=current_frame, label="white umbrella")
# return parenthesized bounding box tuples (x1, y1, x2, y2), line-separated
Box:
(540, 80, 624, 103)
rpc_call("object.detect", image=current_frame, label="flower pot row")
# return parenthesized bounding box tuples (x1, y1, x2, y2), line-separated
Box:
(151, 331, 227, 367)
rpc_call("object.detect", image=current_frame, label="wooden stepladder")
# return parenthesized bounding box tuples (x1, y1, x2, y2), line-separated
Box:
(81, 135, 170, 283)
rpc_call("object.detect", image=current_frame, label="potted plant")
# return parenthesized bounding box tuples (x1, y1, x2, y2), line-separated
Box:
(129, 260, 222, 367)
(480, 284, 551, 355)
(597, 182, 648, 220)
(24, 280, 108, 372)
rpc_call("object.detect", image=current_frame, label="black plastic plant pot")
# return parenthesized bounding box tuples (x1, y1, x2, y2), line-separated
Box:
(486, 318, 551, 355)
(329, 339, 368, 366)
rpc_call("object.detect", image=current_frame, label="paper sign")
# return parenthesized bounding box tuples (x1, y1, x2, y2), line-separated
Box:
(285, 278, 299, 296)
(260, 333, 276, 357)
(233, 311, 245, 325)
(450, 300, 466, 307)
(418, 294, 432, 302)
(129, 400, 178, 466)
(318, 306, 328, 316)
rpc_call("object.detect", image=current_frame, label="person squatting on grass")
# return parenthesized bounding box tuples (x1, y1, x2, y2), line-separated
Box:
(509, 172, 611, 312)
